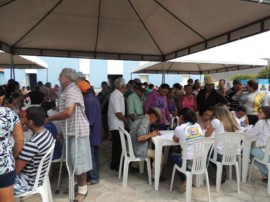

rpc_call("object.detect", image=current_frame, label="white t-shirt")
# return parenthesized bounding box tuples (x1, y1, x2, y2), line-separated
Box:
(231, 111, 247, 127)
(246, 119, 270, 147)
(211, 118, 241, 155)
(174, 122, 203, 159)
(108, 89, 125, 131)
(211, 119, 225, 155)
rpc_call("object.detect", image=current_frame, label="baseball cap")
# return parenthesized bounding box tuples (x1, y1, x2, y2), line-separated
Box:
(134, 83, 146, 92)
(75, 71, 86, 79)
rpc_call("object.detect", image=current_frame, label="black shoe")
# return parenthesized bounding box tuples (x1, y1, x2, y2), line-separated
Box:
(110, 165, 119, 171)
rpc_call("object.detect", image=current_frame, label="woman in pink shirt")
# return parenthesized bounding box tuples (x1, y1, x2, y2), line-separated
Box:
(177, 85, 197, 112)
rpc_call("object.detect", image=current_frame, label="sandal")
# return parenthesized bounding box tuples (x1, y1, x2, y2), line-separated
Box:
(74, 192, 88, 202)
(262, 175, 268, 182)
(179, 183, 186, 194)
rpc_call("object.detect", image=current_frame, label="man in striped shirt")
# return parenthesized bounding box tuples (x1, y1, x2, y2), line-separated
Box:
(14, 106, 54, 194)
(46, 68, 92, 201)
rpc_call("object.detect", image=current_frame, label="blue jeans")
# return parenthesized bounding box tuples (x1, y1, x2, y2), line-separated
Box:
(170, 153, 192, 181)
(89, 145, 100, 182)
(250, 147, 270, 176)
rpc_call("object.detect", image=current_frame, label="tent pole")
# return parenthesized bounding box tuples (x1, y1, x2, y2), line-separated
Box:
(162, 62, 165, 83)
(10, 54, 15, 79)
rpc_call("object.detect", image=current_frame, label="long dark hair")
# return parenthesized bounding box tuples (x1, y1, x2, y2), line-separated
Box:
(179, 107, 197, 124)
(258, 106, 270, 119)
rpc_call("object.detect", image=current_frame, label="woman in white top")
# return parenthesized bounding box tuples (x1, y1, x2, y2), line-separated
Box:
(171, 108, 203, 193)
(205, 103, 239, 161)
(246, 106, 270, 181)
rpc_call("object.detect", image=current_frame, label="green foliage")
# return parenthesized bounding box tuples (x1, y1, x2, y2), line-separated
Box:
(231, 74, 256, 80)
(257, 67, 270, 79)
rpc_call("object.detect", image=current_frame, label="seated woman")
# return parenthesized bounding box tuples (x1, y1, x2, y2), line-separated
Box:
(246, 106, 270, 182)
(0, 86, 24, 202)
(205, 103, 240, 161)
(171, 108, 203, 193)
(196, 106, 214, 132)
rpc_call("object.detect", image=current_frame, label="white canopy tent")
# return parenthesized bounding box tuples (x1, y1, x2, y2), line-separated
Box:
(132, 59, 267, 83)
(0, 51, 48, 79)
(0, 0, 269, 61)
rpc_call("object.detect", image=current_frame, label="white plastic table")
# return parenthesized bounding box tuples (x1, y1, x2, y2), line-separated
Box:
(152, 130, 178, 190)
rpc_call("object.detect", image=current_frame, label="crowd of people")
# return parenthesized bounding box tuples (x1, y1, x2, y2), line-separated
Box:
(1, 71, 270, 201)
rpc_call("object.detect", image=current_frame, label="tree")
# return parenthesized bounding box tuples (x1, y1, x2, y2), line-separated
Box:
(257, 67, 270, 79)
(231, 74, 256, 80)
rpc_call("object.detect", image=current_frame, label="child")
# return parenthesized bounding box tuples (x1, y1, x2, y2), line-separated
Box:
(232, 105, 249, 127)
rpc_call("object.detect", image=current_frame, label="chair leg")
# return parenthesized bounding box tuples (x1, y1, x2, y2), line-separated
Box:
(46, 177, 53, 202)
(139, 161, 144, 174)
(186, 172, 192, 202)
(248, 158, 255, 182)
(216, 163, 222, 193)
(228, 165, 232, 180)
(119, 152, 124, 179)
(145, 159, 152, 185)
(267, 170, 270, 194)
(169, 165, 176, 192)
(235, 163, 240, 193)
(39, 187, 49, 202)
(205, 170, 211, 202)
(123, 159, 129, 187)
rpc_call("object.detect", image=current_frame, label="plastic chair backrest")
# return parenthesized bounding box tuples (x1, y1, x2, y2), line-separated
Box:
(31, 140, 55, 190)
(181, 137, 215, 174)
(213, 132, 245, 164)
(262, 136, 270, 163)
(119, 127, 136, 159)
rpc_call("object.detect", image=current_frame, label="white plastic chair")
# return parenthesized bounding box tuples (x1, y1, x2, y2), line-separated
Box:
(210, 132, 245, 193)
(118, 127, 152, 187)
(248, 136, 270, 194)
(170, 137, 215, 202)
(15, 140, 55, 202)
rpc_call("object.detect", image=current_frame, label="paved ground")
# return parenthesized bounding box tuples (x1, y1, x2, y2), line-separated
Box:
(19, 139, 269, 202)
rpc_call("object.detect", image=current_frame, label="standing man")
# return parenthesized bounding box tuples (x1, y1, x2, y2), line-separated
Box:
(75, 73, 102, 185)
(196, 75, 227, 115)
(97, 81, 110, 139)
(218, 79, 227, 96)
(225, 79, 242, 111)
(127, 83, 146, 129)
(108, 78, 127, 171)
(46, 68, 92, 201)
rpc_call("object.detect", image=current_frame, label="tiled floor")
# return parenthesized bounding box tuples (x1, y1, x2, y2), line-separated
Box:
(20, 139, 269, 202)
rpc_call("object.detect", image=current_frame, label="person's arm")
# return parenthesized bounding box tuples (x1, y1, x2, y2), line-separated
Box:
(13, 122, 24, 159)
(45, 103, 75, 124)
(115, 112, 127, 124)
(15, 159, 28, 174)
(127, 94, 135, 121)
(144, 92, 153, 113)
(137, 130, 160, 142)
(245, 115, 249, 126)
(205, 123, 215, 137)
(172, 135, 179, 143)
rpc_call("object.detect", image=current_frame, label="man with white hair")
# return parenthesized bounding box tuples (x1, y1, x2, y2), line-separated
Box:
(46, 68, 92, 201)
(108, 77, 127, 171)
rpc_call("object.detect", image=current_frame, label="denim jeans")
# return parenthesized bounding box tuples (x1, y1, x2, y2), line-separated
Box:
(170, 153, 192, 181)
(89, 145, 100, 182)
(250, 147, 270, 176)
